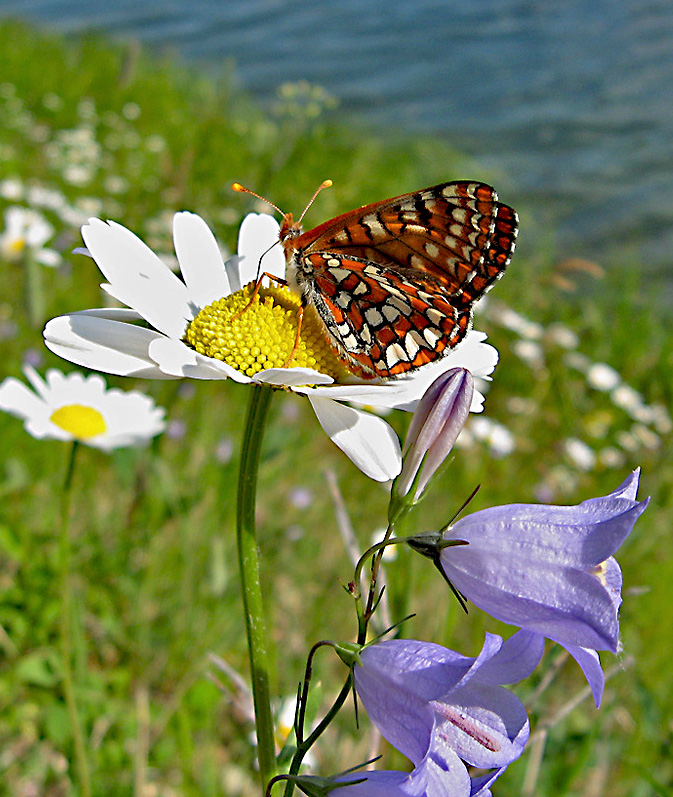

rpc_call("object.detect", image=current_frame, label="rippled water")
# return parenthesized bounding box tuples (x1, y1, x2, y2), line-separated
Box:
(2, 0, 673, 289)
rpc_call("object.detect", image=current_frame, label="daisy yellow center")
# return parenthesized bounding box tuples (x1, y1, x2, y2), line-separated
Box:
(10, 238, 26, 254)
(183, 281, 349, 380)
(50, 404, 107, 438)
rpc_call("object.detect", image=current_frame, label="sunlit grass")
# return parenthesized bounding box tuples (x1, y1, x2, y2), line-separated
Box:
(0, 18, 671, 797)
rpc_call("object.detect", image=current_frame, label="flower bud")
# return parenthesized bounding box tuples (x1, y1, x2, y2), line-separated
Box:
(395, 368, 474, 501)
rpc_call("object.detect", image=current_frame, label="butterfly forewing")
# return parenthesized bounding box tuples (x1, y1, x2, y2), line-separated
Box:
(283, 180, 518, 378)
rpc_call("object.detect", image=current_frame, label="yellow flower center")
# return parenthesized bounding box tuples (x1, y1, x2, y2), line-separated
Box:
(183, 281, 349, 380)
(10, 238, 26, 254)
(50, 404, 107, 438)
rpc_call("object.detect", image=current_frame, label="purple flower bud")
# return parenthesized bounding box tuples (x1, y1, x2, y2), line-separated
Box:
(438, 470, 649, 706)
(396, 368, 474, 501)
(333, 630, 544, 797)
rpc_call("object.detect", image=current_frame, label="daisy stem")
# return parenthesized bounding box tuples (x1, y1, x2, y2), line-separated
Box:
(236, 383, 276, 790)
(24, 248, 45, 328)
(58, 441, 92, 797)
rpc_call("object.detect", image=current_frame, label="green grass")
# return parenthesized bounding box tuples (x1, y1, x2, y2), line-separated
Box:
(0, 18, 671, 797)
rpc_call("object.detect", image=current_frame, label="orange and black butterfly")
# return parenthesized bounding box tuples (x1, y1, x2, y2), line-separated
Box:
(234, 181, 518, 379)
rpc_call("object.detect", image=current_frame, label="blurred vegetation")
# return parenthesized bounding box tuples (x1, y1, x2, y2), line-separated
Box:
(0, 18, 671, 797)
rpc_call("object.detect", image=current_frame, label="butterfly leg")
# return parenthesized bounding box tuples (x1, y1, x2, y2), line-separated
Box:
(230, 272, 288, 321)
(279, 303, 304, 369)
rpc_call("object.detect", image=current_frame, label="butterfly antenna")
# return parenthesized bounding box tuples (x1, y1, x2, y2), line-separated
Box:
(297, 179, 333, 225)
(231, 182, 285, 217)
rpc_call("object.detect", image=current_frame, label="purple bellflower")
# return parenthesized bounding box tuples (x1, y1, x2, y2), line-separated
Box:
(333, 630, 544, 797)
(427, 470, 648, 706)
(395, 368, 474, 503)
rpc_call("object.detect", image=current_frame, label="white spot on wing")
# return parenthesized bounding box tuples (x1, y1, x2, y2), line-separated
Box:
(335, 291, 351, 309)
(405, 332, 420, 358)
(365, 307, 383, 326)
(426, 308, 444, 325)
(386, 342, 409, 367)
(410, 330, 428, 350)
(363, 219, 387, 237)
(389, 296, 411, 314)
(382, 305, 400, 323)
(423, 327, 442, 348)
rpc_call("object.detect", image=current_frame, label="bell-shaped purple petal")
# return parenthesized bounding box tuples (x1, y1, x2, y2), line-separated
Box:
(437, 470, 648, 704)
(333, 631, 541, 797)
(563, 645, 605, 707)
(334, 751, 471, 797)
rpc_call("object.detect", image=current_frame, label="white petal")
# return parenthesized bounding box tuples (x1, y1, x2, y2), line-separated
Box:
(87, 388, 166, 450)
(255, 367, 334, 387)
(43, 314, 173, 379)
(173, 212, 230, 307)
(299, 380, 410, 406)
(147, 337, 249, 382)
(299, 332, 496, 413)
(235, 213, 285, 288)
(308, 397, 401, 482)
(0, 377, 45, 420)
(82, 218, 192, 338)
(60, 307, 144, 322)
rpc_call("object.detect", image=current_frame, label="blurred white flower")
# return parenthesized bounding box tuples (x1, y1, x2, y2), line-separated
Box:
(0, 366, 166, 450)
(0, 206, 61, 267)
(563, 437, 597, 471)
(0, 177, 24, 201)
(469, 415, 516, 457)
(513, 339, 545, 369)
(586, 363, 621, 392)
(546, 322, 579, 350)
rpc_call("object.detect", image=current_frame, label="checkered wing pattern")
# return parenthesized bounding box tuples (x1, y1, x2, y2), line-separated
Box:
(284, 181, 518, 378)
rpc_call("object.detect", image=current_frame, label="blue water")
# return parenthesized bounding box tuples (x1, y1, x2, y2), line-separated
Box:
(2, 0, 673, 288)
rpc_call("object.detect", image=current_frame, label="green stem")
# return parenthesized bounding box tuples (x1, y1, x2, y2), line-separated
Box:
(58, 442, 92, 797)
(24, 248, 45, 328)
(236, 384, 276, 790)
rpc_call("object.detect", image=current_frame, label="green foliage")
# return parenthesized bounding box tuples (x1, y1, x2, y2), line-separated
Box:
(0, 18, 670, 797)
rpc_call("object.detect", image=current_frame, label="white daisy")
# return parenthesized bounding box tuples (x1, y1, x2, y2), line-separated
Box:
(0, 205, 61, 267)
(43, 213, 499, 480)
(0, 366, 166, 450)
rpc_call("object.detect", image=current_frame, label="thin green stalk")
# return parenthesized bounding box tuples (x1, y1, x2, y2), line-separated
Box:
(58, 441, 92, 797)
(24, 248, 45, 328)
(236, 383, 276, 790)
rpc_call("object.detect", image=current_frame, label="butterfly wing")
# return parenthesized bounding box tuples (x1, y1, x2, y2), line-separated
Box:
(295, 181, 518, 307)
(303, 253, 471, 378)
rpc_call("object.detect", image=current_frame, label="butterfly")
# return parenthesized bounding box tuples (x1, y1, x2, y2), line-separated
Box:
(232, 180, 518, 379)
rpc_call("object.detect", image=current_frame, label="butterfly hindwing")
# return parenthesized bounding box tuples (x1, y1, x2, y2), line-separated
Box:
(305, 253, 470, 378)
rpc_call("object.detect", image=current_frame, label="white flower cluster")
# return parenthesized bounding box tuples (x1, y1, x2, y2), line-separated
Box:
(482, 300, 670, 473)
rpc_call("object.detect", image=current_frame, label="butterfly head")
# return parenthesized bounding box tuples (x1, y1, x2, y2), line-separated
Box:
(279, 212, 302, 245)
